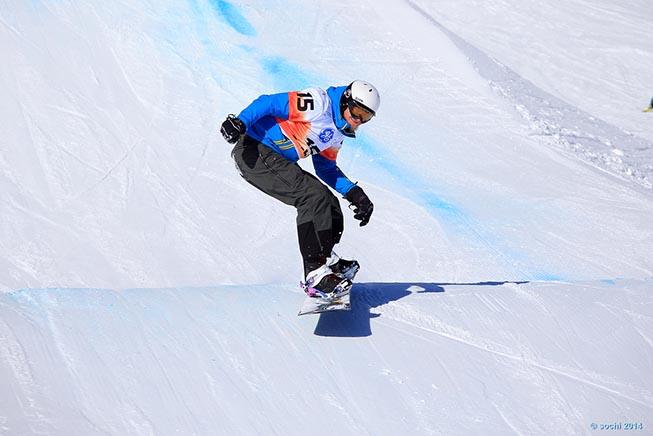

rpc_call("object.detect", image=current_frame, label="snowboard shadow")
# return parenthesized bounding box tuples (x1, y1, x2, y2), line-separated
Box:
(313, 281, 528, 337)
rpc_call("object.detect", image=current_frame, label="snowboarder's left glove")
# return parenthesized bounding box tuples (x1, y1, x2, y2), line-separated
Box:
(221, 114, 246, 144)
(345, 186, 373, 227)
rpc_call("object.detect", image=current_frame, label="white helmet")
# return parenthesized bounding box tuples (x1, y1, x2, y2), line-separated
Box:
(347, 80, 380, 115)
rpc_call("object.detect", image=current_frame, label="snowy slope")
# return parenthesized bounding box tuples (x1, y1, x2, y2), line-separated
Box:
(1, 0, 652, 435)
(2, 279, 652, 435)
(410, 0, 653, 143)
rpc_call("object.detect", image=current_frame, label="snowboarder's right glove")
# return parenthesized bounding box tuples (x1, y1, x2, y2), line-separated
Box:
(345, 186, 373, 227)
(221, 114, 246, 144)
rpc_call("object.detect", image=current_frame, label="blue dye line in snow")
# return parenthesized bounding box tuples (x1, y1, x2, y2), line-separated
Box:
(354, 136, 463, 219)
(175, 0, 228, 88)
(260, 56, 321, 92)
(208, 0, 256, 37)
(355, 135, 564, 281)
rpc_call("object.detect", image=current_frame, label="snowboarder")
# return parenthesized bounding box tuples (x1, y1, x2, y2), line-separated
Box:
(220, 80, 379, 298)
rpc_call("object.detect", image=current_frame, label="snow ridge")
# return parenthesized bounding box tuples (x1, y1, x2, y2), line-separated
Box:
(406, 0, 653, 189)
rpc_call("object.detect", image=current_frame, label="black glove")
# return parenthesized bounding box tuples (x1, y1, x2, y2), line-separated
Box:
(220, 114, 246, 144)
(345, 186, 373, 226)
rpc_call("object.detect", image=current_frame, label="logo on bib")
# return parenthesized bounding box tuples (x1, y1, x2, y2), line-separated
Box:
(319, 128, 335, 144)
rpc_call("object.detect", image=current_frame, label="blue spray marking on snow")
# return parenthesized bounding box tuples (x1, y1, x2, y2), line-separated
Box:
(177, 0, 257, 86)
(534, 273, 565, 281)
(207, 0, 256, 36)
(238, 44, 256, 54)
(260, 56, 320, 91)
(356, 135, 564, 281)
(355, 135, 467, 221)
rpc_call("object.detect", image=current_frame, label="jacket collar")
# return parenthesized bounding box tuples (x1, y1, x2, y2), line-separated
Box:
(327, 85, 356, 138)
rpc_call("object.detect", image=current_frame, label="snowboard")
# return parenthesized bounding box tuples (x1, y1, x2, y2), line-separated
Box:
(298, 291, 351, 316)
(298, 258, 357, 316)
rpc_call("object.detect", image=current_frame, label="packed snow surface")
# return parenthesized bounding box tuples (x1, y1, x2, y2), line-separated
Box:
(1, 0, 652, 435)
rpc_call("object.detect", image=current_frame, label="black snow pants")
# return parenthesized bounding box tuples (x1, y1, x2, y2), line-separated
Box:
(232, 135, 344, 277)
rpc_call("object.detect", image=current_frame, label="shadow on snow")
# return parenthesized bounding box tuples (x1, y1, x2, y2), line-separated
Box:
(313, 281, 528, 338)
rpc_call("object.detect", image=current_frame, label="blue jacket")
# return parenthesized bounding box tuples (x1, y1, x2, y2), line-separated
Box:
(238, 86, 356, 195)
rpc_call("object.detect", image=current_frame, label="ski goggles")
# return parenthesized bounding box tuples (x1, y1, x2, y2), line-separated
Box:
(347, 100, 375, 124)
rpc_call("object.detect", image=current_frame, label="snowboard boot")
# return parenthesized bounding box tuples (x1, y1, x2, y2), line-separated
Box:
(327, 253, 360, 281)
(302, 264, 352, 299)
